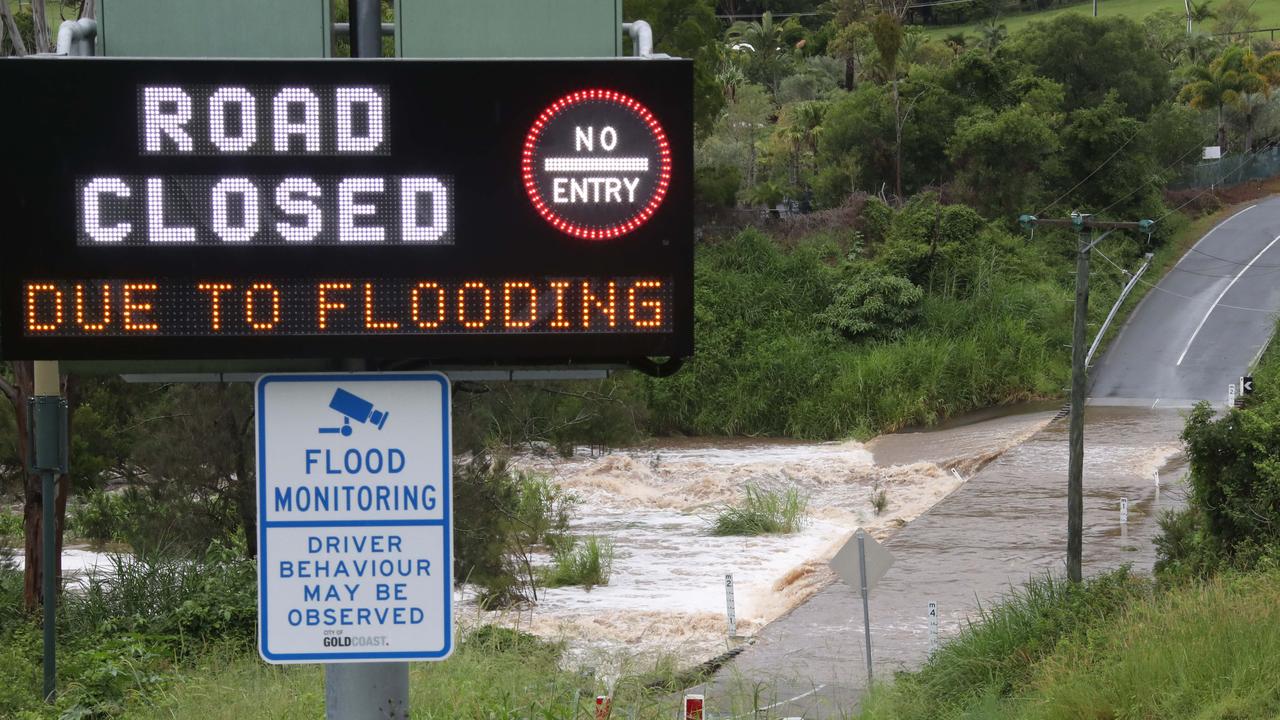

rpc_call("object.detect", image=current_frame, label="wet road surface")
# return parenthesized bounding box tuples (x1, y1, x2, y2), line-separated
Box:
(702, 407, 1186, 716)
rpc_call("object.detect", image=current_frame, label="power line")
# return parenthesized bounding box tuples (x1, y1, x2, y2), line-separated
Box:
(1093, 246, 1280, 313)
(1037, 128, 1142, 216)
(1095, 137, 1211, 218)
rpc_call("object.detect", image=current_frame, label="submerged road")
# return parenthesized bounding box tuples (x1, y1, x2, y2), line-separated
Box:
(704, 196, 1280, 717)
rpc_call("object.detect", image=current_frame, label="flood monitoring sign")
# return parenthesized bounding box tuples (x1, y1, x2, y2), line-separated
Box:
(0, 58, 692, 363)
(256, 372, 452, 663)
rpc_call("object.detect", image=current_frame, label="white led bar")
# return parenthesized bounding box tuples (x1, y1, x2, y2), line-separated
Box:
(543, 157, 650, 173)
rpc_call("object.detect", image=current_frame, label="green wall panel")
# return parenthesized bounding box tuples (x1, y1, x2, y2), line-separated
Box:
(396, 0, 620, 58)
(99, 0, 332, 58)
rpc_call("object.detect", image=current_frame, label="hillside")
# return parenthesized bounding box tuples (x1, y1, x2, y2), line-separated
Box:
(921, 0, 1280, 39)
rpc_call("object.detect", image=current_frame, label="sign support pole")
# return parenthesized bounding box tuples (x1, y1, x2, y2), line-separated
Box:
(31, 360, 65, 703)
(325, 662, 410, 720)
(857, 529, 873, 687)
(324, 6, 411, 718)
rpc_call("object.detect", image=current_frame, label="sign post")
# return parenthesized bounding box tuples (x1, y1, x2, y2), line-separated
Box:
(829, 528, 894, 687)
(255, 372, 453, 717)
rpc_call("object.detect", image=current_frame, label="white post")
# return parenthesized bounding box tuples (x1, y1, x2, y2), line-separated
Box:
(1228, 383, 1236, 407)
(724, 573, 737, 638)
(1119, 497, 1129, 524)
(927, 601, 938, 658)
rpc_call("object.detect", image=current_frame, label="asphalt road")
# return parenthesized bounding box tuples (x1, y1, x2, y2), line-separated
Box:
(1091, 197, 1280, 406)
(704, 196, 1280, 717)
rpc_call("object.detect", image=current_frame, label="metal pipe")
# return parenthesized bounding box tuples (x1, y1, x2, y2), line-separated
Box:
(621, 20, 653, 57)
(333, 22, 395, 37)
(349, 0, 382, 58)
(1086, 254, 1150, 368)
(54, 18, 95, 56)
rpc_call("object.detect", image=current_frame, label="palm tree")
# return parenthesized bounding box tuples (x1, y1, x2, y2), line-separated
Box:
(1184, 0, 1214, 35)
(727, 11, 788, 94)
(1235, 49, 1280, 152)
(977, 20, 1007, 55)
(944, 32, 968, 56)
(1179, 45, 1247, 151)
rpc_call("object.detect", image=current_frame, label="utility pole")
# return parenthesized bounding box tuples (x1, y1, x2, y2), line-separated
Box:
(1018, 212, 1154, 583)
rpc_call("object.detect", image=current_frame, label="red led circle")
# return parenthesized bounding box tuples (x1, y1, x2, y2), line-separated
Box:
(522, 89, 672, 241)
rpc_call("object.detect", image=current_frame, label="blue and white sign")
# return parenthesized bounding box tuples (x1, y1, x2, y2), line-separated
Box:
(255, 372, 452, 664)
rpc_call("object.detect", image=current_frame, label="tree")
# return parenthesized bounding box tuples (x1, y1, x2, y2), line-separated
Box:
(1013, 15, 1170, 118)
(625, 0, 726, 140)
(870, 13, 908, 200)
(1212, 0, 1260, 37)
(1233, 48, 1280, 153)
(0, 363, 71, 611)
(727, 11, 794, 95)
(129, 384, 257, 557)
(1180, 44, 1248, 151)
(828, 20, 873, 90)
(948, 104, 1060, 217)
(976, 19, 1007, 55)
(820, 267, 923, 341)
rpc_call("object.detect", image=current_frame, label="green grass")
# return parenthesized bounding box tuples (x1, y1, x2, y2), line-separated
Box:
(921, 0, 1280, 40)
(711, 485, 809, 536)
(858, 568, 1280, 720)
(133, 628, 698, 720)
(0, 507, 20, 540)
(543, 535, 614, 590)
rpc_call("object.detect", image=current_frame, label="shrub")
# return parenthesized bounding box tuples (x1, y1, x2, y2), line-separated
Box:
(543, 536, 614, 590)
(67, 490, 130, 545)
(821, 267, 924, 341)
(711, 485, 809, 536)
(0, 508, 20, 541)
(695, 164, 741, 208)
(453, 456, 576, 606)
(65, 539, 257, 645)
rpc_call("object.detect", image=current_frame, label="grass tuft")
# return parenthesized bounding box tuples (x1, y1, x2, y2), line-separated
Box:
(870, 484, 889, 515)
(711, 485, 809, 536)
(543, 536, 614, 590)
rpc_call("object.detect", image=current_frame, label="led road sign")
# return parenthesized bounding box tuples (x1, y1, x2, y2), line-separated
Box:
(0, 58, 692, 363)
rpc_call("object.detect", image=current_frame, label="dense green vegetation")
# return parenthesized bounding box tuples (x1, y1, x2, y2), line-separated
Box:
(917, 0, 1280, 41)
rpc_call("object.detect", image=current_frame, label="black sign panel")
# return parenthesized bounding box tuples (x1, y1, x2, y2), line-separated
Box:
(0, 58, 693, 363)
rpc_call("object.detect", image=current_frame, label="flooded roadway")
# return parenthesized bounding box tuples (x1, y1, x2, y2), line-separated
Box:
(704, 405, 1188, 717)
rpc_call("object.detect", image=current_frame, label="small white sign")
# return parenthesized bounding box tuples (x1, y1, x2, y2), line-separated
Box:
(256, 372, 453, 664)
(1204, 146, 1222, 160)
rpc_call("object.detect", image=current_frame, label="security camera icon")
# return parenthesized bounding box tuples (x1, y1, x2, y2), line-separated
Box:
(318, 388, 389, 436)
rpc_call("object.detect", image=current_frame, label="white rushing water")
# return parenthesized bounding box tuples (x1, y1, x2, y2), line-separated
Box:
(464, 411, 1056, 666)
